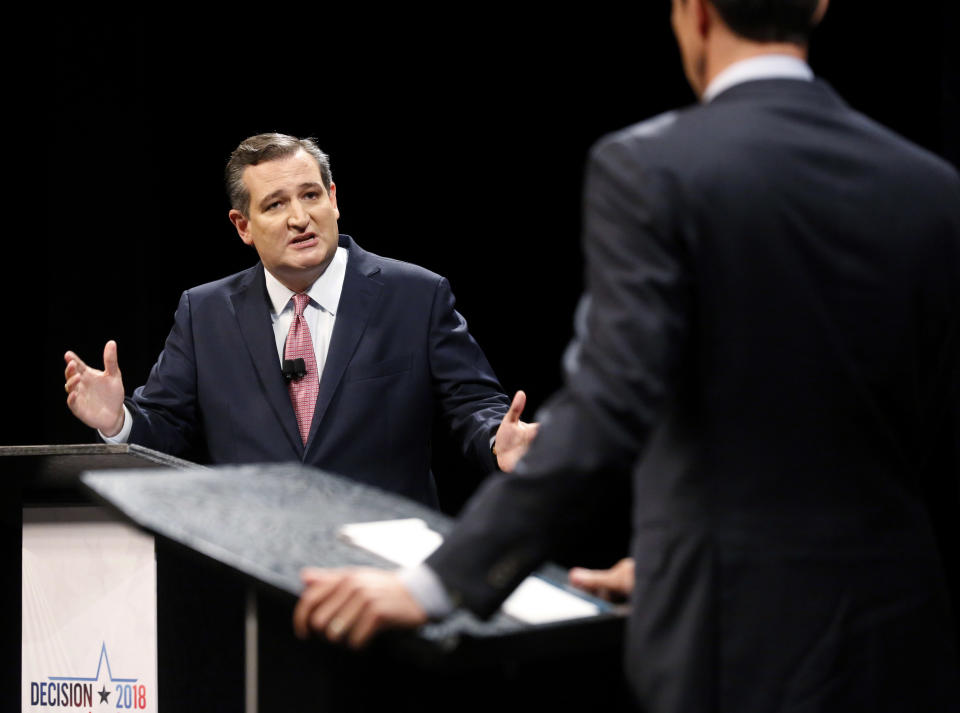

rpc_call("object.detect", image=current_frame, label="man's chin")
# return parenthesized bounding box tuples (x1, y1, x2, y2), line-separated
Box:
(283, 254, 332, 279)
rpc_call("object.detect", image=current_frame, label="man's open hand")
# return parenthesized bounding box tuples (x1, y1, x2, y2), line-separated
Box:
(494, 390, 540, 472)
(64, 340, 126, 436)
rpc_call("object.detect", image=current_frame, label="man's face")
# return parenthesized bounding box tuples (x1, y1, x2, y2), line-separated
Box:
(229, 150, 340, 292)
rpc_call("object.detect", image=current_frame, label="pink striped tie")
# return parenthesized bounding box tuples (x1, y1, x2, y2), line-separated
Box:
(285, 293, 320, 445)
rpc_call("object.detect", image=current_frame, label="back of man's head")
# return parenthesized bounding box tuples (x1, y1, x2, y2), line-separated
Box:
(225, 133, 332, 215)
(709, 0, 823, 44)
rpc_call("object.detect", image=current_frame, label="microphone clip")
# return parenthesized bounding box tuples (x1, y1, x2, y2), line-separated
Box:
(282, 358, 307, 381)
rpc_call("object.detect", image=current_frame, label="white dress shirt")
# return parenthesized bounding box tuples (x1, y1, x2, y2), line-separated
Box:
(263, 246, 347, 376)
(102, 247, 349, 444)
(702, 54, 813, 103)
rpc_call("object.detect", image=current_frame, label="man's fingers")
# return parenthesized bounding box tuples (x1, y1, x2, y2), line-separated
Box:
(348, 603, 385, 649)
(326, 588, 369, 644)
(569, 566, 622, 597)
(506, 390, 526, 423)
(569, 558, 635, 601)
(346, 581, 426, 649)
(64, 353, 85, 380)
(293, 569, 426, 648)
(103, 340, 120, 376)
(293, 586, 320, 638)
(307, 578, 357, 637)
(293, 575, 343, 639)
(65, 374, 82, 394)
(568, 566, 606, 593)
(63, 351, 83, 368)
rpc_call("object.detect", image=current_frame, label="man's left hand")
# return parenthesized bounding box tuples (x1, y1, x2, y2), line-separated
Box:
(494, 390, 540, 472)
(293, 568, 427, 648)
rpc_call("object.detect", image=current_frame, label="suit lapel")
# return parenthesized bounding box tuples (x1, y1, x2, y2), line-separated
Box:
(230, 264, 304, 456)
(306, 238, 383, 449)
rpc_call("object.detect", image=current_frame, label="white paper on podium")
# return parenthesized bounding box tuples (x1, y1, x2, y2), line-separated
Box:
(338, 518, 444, 568)
(500, 576, 600, 623)
(337, 518, 600, 624)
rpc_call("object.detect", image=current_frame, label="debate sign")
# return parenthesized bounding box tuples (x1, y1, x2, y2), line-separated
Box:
(22, 509, 157, 712)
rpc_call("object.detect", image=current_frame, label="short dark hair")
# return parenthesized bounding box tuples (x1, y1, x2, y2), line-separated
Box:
(710, 0, 821, 44)
(225, 133, 333, 215)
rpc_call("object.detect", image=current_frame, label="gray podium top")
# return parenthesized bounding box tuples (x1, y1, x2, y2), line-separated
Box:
(81, 463, 624, 658)
(1, 443, 199, 502)
(0, 443, 197, 473)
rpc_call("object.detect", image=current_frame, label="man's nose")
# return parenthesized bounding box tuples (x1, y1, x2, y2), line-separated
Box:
(287, 199, 309, 228)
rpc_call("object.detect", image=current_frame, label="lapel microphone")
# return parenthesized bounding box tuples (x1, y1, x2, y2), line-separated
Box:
(282, 358, 307, 381)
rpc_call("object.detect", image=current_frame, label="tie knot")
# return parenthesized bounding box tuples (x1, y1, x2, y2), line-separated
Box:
(292, 293, 310, 317)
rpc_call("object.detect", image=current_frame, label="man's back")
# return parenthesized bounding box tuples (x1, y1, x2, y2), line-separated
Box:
(600, 77, 960, 711)
(428, 78, 960, 710)
(621, 77, 960, 547)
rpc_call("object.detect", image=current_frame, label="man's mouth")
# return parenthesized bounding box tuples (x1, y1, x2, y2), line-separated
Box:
(291, 233, 318, 247)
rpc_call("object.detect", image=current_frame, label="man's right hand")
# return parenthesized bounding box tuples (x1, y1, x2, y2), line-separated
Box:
(64, 340, 126, 437)
(568, 557, 635, 603)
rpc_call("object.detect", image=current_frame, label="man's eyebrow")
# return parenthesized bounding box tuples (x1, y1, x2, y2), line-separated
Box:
(259, 182, 324, 207)
(260, 181, 323, 205)
(259, 188, 287, 205)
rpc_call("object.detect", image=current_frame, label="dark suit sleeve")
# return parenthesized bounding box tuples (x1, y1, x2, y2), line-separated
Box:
(426, 136, 692, 616)
(126, 291, 201, 457)
(428, 276, 510, 474)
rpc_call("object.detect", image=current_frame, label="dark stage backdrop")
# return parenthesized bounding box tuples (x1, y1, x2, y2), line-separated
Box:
(32, 6, 956, 515)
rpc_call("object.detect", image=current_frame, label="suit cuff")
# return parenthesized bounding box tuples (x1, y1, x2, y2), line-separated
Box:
(99, 405, 132, 444)
(398, 564, 455, 619)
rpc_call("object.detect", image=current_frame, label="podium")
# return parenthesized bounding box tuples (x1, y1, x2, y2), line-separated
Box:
(2, 444, 197, 712)
(82, 463, 631, 712)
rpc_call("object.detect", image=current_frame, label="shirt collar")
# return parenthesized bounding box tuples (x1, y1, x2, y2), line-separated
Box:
(703, 54, 813, 103)
(263, 246, 348, 316)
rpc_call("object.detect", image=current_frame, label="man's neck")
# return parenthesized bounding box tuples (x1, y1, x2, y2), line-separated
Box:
(701, 41, 807, 98)
(271, 262, 329, 294)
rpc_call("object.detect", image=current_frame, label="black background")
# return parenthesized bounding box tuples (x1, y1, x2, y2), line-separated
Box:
(28, 6, 958, 505)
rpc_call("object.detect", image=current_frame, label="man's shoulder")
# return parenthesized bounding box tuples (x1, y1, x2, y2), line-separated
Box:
(181, 264, 263, 304)
(588, 105, 720, 179)
(593, 109, 685, 158)
(344, 236, 445, 288)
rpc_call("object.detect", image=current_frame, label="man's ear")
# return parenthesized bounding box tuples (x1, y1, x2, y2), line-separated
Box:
(812, 0, 829, 25)
(229, 209, 253, 246)
(695, 0, 712, 38)
(328, 182, 340, 220)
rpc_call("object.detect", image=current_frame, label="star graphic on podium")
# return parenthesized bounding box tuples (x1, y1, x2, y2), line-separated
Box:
(98, 685, 111, 703)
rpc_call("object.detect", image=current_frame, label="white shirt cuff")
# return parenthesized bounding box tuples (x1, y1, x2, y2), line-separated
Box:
(398, 563, 455, 619)
(99, 405, 132, 444)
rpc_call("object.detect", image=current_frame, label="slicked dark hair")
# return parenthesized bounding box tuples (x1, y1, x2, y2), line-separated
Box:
(226, 133, 333, 215)
(708, 0, 821, 44)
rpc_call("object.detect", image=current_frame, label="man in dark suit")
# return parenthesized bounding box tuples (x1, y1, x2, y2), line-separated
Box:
(63, 133, 537, 507)
(294, 1, 960, 710)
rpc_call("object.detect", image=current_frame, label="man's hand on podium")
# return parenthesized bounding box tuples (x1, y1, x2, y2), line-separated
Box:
(64, 340, 126, 437)
(568, 557, 635, 603)
(494, 390, 540, 472)
(293, 568, 427, 648)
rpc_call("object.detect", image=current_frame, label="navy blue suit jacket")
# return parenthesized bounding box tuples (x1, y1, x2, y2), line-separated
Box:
(428, 80, 960, 711)
(127, 235, 509, 506)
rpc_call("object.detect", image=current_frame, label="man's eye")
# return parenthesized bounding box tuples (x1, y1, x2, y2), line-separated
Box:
(265, 201, 282, 211)
(303, 191, 320, 200)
